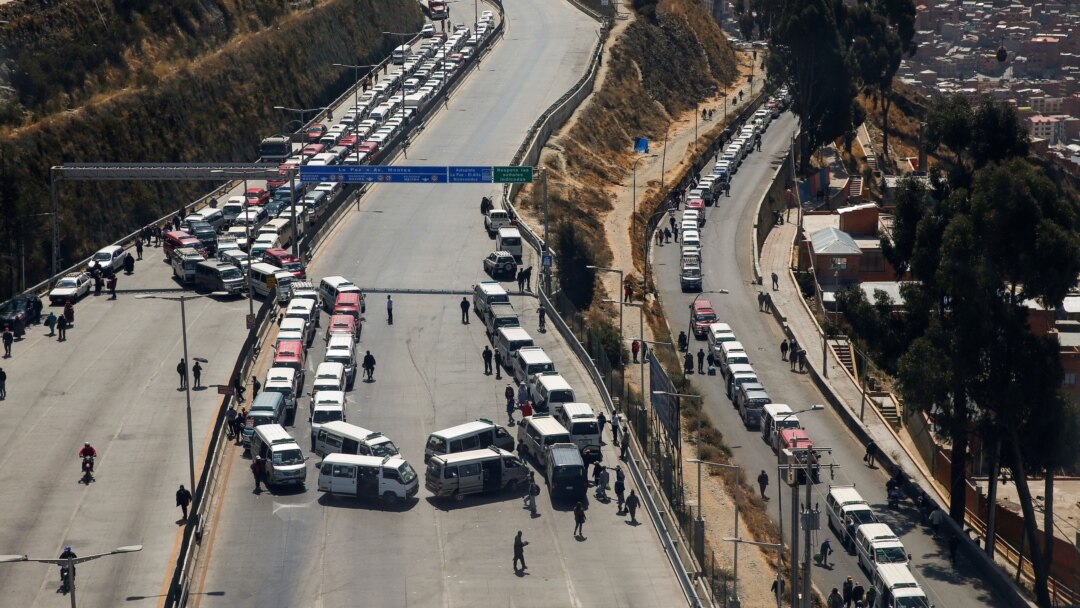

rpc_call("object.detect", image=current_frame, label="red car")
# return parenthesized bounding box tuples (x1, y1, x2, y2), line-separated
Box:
(245, 187, 269, 206)
(268, 163, 298, 190)
(301, 143, 325, 157)
(337, 135, 358, 150)
(686, 198, 705, 211)
(305, 123, 326, 143)
(357, 141, 379, 162)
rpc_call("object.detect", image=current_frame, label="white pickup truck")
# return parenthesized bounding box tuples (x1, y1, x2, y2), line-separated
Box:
(484, 208, 512, 235)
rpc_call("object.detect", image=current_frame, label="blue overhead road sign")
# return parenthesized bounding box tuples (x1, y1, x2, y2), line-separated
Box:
(299, 165, 448, 183)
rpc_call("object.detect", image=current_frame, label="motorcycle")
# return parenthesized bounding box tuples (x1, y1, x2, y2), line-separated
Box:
(81, 456, 95, 484)
(59, 565, 73, 593)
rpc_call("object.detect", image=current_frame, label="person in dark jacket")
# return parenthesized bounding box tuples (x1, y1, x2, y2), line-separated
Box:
(494, 349, 503, 379)
(697, 348, 705, 374)
(460, 297, 470, 324)
(176, 485, 193, 520)
(512, 531, 528, 572)
(362, 351, 376, 381)
(625, 489, 641, 524)
(482, 346, 493, 375)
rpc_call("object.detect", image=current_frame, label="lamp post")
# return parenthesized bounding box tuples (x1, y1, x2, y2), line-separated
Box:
(332, 63, 379, 165)
(605, 299, 669, 422)
(273, 105, 331, 137)
(632, 154, 658, 234)
(723, 537, 783, 608)
(654, 390, 705, 568)
(382, 31, 423, 158)
(0, 544, 143, 608)
(773, 404, 825, 608)
(135, 293, 226, 495)
(690, 458, 743, 606)
(588, 266, 624, 360)
(686, 290, 729, 351)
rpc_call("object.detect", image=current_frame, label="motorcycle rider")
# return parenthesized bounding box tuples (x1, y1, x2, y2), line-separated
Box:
(59, 545, 77, 589)
(79, 442, 97, 473)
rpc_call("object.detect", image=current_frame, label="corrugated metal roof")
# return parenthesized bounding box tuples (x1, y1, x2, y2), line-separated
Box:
(810, 227, 861, 255)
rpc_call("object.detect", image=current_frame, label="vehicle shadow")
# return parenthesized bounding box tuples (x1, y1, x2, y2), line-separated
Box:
(318, 493, 419, 512)
(424, 486, 525, 511)
(867, 502, 921, 536)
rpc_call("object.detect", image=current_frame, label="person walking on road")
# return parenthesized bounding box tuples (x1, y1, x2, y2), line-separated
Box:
(106, 274, 117, 299)
(225, 405, 237, 440)
(192, 361, 202, 389)
(177, 358, 187, 389)
(828, 588, 844, 608)
(44, 312, 57, 336)
(135, 239, 143, 260)
(494, 349, 503, 379)
(251, 456, 266, 493)
(697, 348, 705, 374)
(790, 346, 799, 371)
(2, 327, 12, 358)
(573, 502, 586, 537)
(842, 576, 854, 608)
(863, 441, 878, 467)
(797, 349, 807, 372)
(482, 346, 493, 375)
(780, 339, 789, 361)
(386, 295, 394, 325)
(512, 531, 528, 573)
(758, 291, 766, 311)
(632, 340, 640, 363)
(595, 466, 610, 500)
(610, 413, 621, 446)
(625, 489, 640, 524)
(614, 475, 626, 511)
(523, 267, 532, 291)
(57, 315, 68, 341)
(517, 381, 528, 407)
(771, 272, 779, 290)
(0, 366, 6, 400)
(820, 538, 833, 567)
(537, 305, 546, 332)
(176, 485, 192, 521)
(362, 351, 376, 382)
(851, 580, 865, 607)
(516, 269, 525, 293)
(758, 470, 769, 499)
(505, 384, 515, 421)
(929, 507, 946, 537)
(864, 586, 878, 608)
(460, 297, 470, 324)
(597, 411, 607, 440)
(251, 375, 260, 398)
(232, 375, 245, 403)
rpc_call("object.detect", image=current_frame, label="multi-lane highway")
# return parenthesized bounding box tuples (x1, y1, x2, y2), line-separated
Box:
(0, 3, 693, 608)
(188, 1, 688, 607)
(653, 111, 1010, 607)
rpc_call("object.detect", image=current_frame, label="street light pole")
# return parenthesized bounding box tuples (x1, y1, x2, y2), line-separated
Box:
(691, 458, 742, 606)
(723, 537, 783, 608)
(632, 154, 658, 235)
(654, 390, 704, 567)
(0, 544, 143, 608)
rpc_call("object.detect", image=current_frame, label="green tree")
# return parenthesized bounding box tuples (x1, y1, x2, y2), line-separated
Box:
(925, 96, 1029, 188)
(739, 13, 756, 40)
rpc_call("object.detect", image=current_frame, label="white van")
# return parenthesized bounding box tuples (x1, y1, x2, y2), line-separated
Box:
(720, 340, 749, 376)
(263, 367, 300, 416)
(516, 415, 572, 468)
(424, 418, 514, 463)
(324, 335, 357, 389)
(318, 276, 360, 312)
(496, 227, 523, 261)
(392, 43, 411, 65)
(248, 262, 282, 298)
(284, 298, 318, 338)
(495, 326, 533, 368)
(273, 270, 296, 304)
(707, 322, 737, 358)
(312, 362, 346, 402)
(825, 485, 879, 551)
(682, 229, 701, 248)
(278, 316, 312, 347)
(871, 563, 931, 608)
(318, 453, 419, 501)
(856, 523, 909, 573)
(251, 424, 307, 487)
(313, 420, 399, 457)
(725, 363, 758, 399)
(554, 403, 602, 456)
(761, 403, 799, 449)
(259, 218, 294, 248)
(473, 280, 510, 320)
(513, 346, 555, 383)
(310, 390, 347, 442)
(424, 447, 529, 499)
(528, 372, 576, 415)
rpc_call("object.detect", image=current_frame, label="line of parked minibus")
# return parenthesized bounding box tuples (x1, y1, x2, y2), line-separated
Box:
(704, 321, 932, 608)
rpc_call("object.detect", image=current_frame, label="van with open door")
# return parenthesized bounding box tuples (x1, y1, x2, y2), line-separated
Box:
(318, 453, 419, 502)
(424, 447, 528, 500)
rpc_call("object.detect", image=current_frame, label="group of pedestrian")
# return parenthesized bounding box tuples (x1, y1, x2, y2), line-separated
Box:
(757, 290, 773, 313)
(700, 108, 716, 121)
(779, 337, 807, 373)
(828, 576, 874, 608)
(515, 267, 533, 293)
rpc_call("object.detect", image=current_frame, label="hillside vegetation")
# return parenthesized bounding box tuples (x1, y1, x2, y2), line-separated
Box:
(520, 0, 738, 299)
(0, 0, 421, 299)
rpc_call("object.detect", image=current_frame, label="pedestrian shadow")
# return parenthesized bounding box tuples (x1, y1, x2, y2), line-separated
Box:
(575, 534, 587, 542)
(514, 570, 530, 577)
(625, 519, 642, 526)
(175, 518, 188, 526)
(424, 488, 522, 511)
(193, 386, 208, 392)
(868, 503, 920, 536)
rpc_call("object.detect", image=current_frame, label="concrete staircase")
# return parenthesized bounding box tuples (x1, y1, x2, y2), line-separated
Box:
(873, 395, 901, 427)
(829, 337, 855, 377)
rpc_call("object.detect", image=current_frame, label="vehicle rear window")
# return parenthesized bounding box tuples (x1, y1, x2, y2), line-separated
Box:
(489, 294, 510, 305)
(571, 421, 598, 435)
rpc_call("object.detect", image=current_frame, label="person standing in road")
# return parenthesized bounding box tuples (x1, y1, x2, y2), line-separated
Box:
(842, 576, 854, 608)
(625, 489, 640, 524)
(0, 366, 6, 400)
(386, 295, 394, 325)
(512, 531, 528, 573)
(697, 348, 705, 374)
(494, 349, 503, 379)
(573, 502, 586, 537)
(851, 580, 865, 607)
(482, 346, 493, 375)
(225, 405, 237, 440)
(57, 314, 68, 341)
(864, 586, 877, 608)
(623, 282, 632, 303)
(177, 358, 187, 389)
(537, 305, 546, 332)
(176, 485, 192, 521)
(597, 411, 607, 440)
(758, 470, 769, 499)
(251, 456, 266, 492)
(460, 297, 470, 324)
(523, 267, 532, 291)
(798, 349, 807, 372)
(780, 339, 789, 361)
(251, 375, 261, 398)
(820, 538, 833, 567)
(758, 291, 766, 311)
(929, 507, 946, 537)
(828, 588, 844, 608)
(44, 312, 57, 336)
(520, 400, 533, 418)
(523, 472, 538, 517)
(632, 340, 640, 363)
(863, 441, 878, 467)
(192, 361, 202, 389)
(596, 466, 610, 500)
(516, 270, 525, 293)
(135, 238, 143, 260)
(362, 351, 376, 381)
(2, 327, 12, 358)
(517, 382, 528, 407)
(620, 436, 631, 461)
(614, 475, 626, 511)
(663, 227, 671, 243)
(771, 272, 779, 290)
(610, 413, 621, 446)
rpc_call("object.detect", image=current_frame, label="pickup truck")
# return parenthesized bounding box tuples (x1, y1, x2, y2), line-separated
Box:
(484, 209, 512, 235)
(680, 253, 702, 292)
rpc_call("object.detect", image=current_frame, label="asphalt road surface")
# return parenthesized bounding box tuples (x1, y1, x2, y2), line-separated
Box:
(189, 1, 687, 607)
(653, 110, 1010, 607)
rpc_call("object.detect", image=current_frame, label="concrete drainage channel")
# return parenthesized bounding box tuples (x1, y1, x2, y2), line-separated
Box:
(163, 3, 507, 605)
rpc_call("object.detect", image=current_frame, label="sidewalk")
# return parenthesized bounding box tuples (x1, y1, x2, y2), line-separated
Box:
(759, 219, 946, 504)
